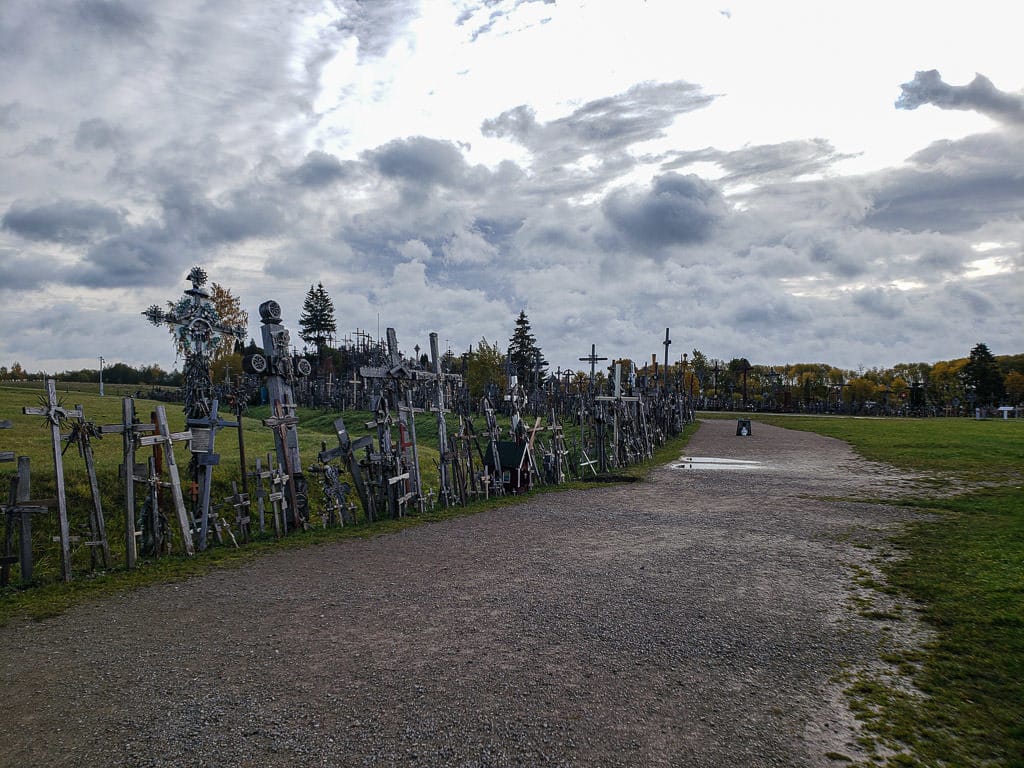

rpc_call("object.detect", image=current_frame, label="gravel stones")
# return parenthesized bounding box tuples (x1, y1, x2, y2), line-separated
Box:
(0, 419, 919, 767)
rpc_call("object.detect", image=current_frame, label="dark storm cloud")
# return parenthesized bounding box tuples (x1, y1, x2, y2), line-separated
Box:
(664, 139, 856, 183)
(602, 173, 728, 250)
(0, 249, 60, 291)
(368, 136, 469, 188)
(333, 0, 420, 59)
(283, 151, 349, 188)
(2, 199, 125, 244)
(75, 225, 180, 287)
(158, 183, 284, 245)
(482, 81, 714, 165)
(896, 70, 1024, 125)
(72, 0, 151, 36)
(74, 117, 124, 151)
(865, 132, 1024, 233)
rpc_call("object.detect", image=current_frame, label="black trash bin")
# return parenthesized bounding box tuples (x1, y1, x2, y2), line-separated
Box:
(736, 418, 751, 436)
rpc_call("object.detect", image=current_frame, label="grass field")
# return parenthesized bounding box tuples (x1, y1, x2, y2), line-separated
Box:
(716, 412, 1024, 767)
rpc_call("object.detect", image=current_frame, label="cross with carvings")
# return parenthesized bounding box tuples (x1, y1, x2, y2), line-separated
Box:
(143, 267, 245, 417)
(262, 399, 303, 531)
(22, 379, 82, 582)
(319, 417, 374, 521)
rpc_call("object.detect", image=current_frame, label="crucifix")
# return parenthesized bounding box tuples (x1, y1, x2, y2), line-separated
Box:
(22, 379, 82, 582)
(579, 344, 608, 390)
(187, 399, 239, 551)
(100, 398, 155, 569)
(138, 406, 194, 556)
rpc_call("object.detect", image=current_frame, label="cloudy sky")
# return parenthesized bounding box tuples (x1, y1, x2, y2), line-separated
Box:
(1, 0, 1021, 376)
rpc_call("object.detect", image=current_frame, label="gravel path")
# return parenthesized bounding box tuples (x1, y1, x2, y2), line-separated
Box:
(0, 419, 922, 767)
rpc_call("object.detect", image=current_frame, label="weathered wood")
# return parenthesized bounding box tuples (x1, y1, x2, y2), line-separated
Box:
(100, 398, 155, 569)
(187, 399, 239, 551)
(22, 379, 81, 582)
(139, 407, 194, 556)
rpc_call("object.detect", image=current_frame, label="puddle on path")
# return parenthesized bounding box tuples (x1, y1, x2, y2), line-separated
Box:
(672, 456, 765, 470)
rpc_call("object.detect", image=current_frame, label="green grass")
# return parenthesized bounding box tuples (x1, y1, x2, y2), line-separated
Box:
(0, 381, 697, 623)
(717, 412, 1024, 767)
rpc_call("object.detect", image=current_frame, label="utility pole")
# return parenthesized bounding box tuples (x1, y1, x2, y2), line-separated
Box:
(98, 356, 105, 397)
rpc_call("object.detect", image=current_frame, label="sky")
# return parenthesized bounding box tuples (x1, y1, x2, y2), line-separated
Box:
(0, 0, 1021, 376)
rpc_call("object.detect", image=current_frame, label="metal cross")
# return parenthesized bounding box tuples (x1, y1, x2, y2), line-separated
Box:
(187, 399, 239, 551)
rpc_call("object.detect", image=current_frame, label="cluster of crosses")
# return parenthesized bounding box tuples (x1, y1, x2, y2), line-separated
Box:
(0, 268, 696, 586)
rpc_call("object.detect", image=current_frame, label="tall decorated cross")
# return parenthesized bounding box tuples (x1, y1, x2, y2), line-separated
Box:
(245, 300, 312, 525)
(142, 267, 246, 420)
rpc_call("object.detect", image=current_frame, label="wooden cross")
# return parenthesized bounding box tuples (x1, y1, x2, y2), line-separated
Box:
(62, 404, 111, 570)
(262, 399, 303, 531)
(1, 456, 52, 586)
(100, 398, 155, 569)
(265, 454, 290, 537)
(429, 332, 458, 508)
(223, 481, 251, 543)
(22, 379, 82, 582)
(187, 399, 239, 551)
(138, 406, 194, 556)
(662, 328, 672, 393)
(579, 344, 608, 388)
(397, 391, 424, 512)
(318, 417, 374, 522)
(596, 362, 641, 470)
(249, 457, 276, 536)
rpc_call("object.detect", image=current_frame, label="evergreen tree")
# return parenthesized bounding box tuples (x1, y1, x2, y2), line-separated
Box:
(298, 283, 337, 354)
(507, 310, 547, 385)
(962, 342, 1004, 405)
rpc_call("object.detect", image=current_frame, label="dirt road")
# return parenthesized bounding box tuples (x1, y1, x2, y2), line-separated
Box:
(0, 419, 919, 767)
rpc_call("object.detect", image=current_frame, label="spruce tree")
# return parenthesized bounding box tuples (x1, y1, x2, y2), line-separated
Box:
(298, 282, 337, 354)
(507, 310, 547, 385)
(962, 342, 1004, 406)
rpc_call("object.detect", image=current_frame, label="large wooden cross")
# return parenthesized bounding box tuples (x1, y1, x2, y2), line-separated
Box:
(62, 404, 111, 570)
(579, 344, 608, 389)
(22, 379, 82, 582)
(318, 417, 373, 522)
(1, 456, 51, 586)
(596, 362, 641, 470)
(138, 406, 194, 556)
(100, 398, 155, 569)
(187, 399, 239, 551)
(262, 399, 303, 531)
